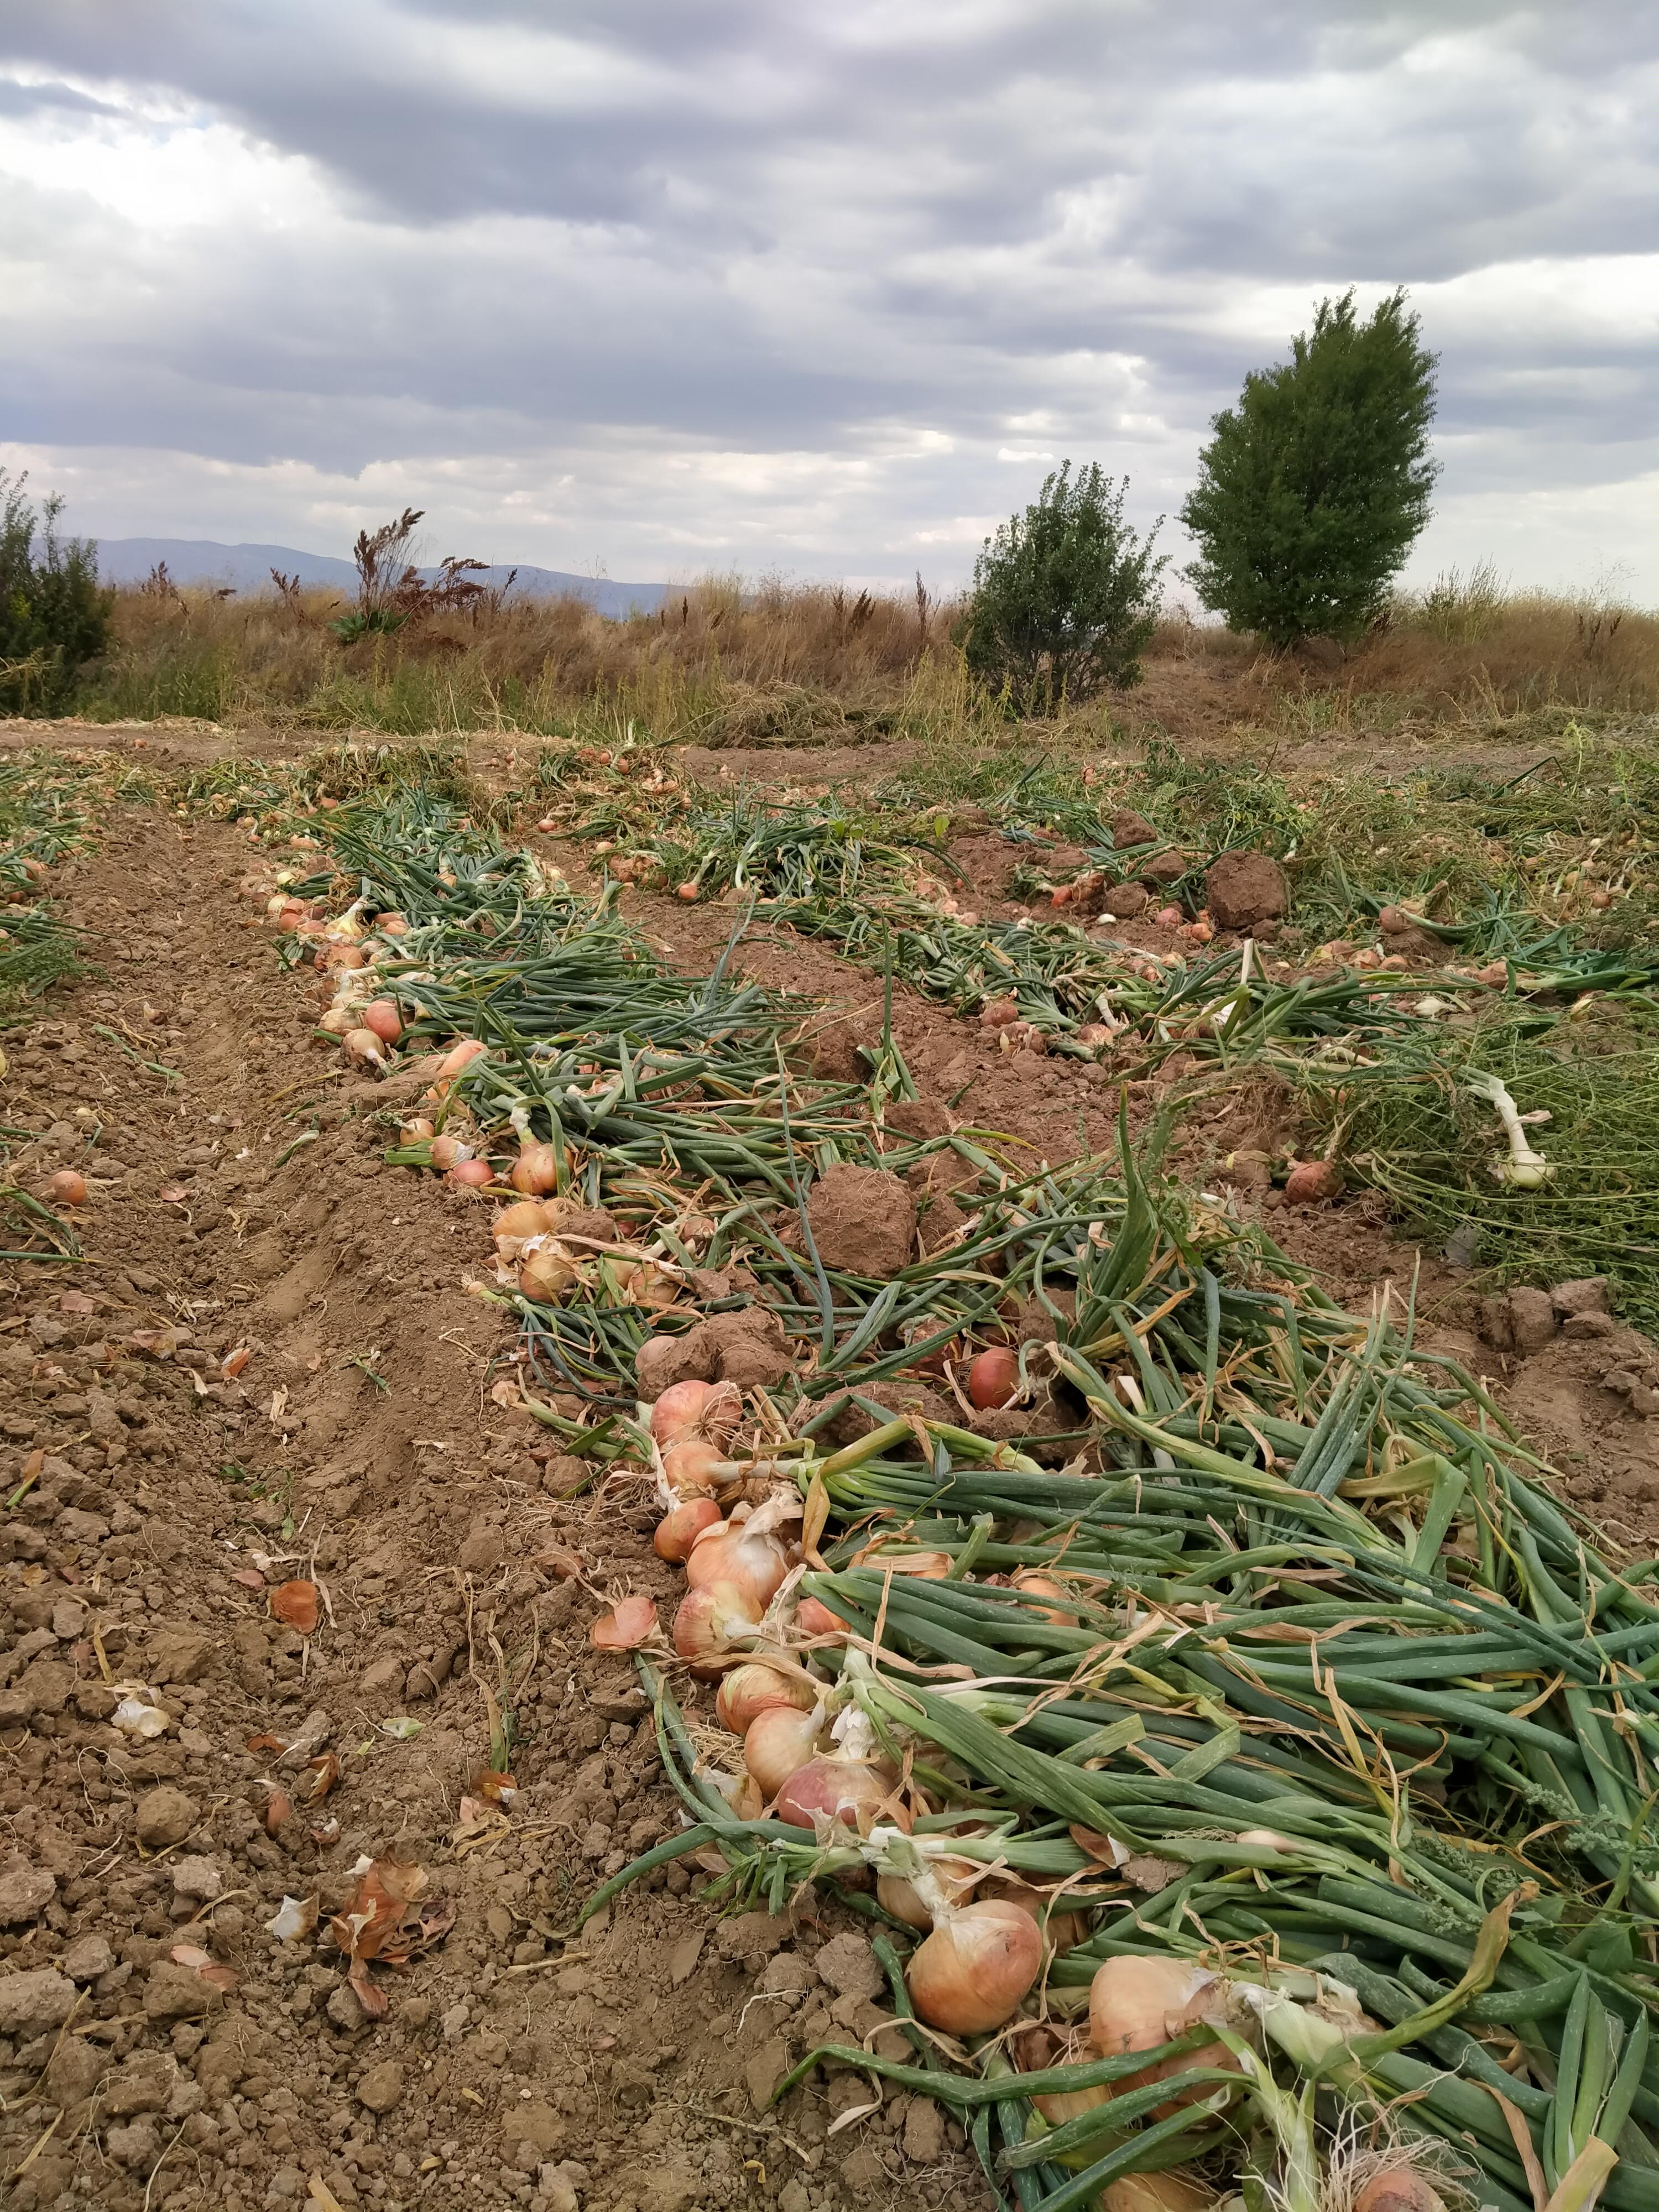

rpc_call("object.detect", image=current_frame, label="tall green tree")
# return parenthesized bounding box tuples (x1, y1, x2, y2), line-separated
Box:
(1180, 290, 1437, 647)
(0, 472, 112, 713)
(961, 463, 1167, 709)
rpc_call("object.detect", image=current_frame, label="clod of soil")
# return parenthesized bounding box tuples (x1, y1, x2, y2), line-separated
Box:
(1109, 808, 1157, 848)
(805, 1161, 917, 1276)
(1205, 850, 1290, 931)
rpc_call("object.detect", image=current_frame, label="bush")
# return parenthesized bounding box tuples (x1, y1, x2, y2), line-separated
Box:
(0, 472, 112, 712)
(1180, 289, 1437, 648)
(960, 464, 1167, 709)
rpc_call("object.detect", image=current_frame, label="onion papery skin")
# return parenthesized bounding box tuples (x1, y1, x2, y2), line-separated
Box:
(650, 1379, 741, 1449)
(361, 999, 403, 1044)
(716, 1661, 816, 1733)
(343, 1027, 387, 1071)
(659, 1439, 724, 1498)
(685, 1519, 792, 1612)
(400, 1117, 435, 1143)
(906, 1900, 1043, 2035)
(671, 1580, 762, 1676)
(318, 1005, 356, 1035)
(492, 1200, 552, 1255)
(519, 1245, 579, 1302)
(876, 1855, 977, 1933)
(742, 1705, 825, 1798)
(654, 1496, 722, 1562)
(435, 1039, 486, 1084)
(772, 1755, 899, 1838)
(988, 1876, 1085, 1955)
(510, 1141, 561, 1196)
(1098, 2176, 1218, 2212)
(428, 1134, 472, 1172)
(968, 1346, 1019, 1409)
(850, 1547, 951, 1580)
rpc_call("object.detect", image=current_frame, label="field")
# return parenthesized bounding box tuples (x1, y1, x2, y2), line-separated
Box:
(0, 580, 1656, 2212)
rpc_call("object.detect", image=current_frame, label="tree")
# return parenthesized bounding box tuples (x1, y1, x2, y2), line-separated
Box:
(961, 464, 1167, 709)
(0, 472, 112, 712)
(1180, 290, 1437, 648)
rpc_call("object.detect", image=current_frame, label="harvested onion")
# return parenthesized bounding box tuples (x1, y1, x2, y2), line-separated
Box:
(520, 1244, 579, 1302)
(659, 1438, 724, 1497)
(796, 1594, 849, 1637)
(435, 1038, 486, 1083)
(342, 1027, 387, 1072)
(686, 1500, 795, 1614)
(650, 1378, 740, 1449)
(429, 1134, 472, 1172)
(446, 1157, 493, 1190)
(45, 1168, 87, 1207)
(967, 1346, 1019, 1409)
(672, 1580, 762, 1675)
(1010, 1570, 1077, 1626)
(715, 1660, 816, 1733)
(510, 1141, 561, 1196)
(1099, 2177, 1217, 2212)
(907, 1898, 1042, 2035)
(654, 1496, 722, 1563)
(1352, 2172, 1448, 2212)
(492, 1200, 551, 1258)
(743, 1703, 824, 1797)
(359, 999, 402, 1044)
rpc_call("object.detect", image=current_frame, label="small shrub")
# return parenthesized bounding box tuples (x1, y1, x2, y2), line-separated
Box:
(959, 464, 1167, 711)
(1180, 289, 1438, 648)
(0, 472, 113, 712)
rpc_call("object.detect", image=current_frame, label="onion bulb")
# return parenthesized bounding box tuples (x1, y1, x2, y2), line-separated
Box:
(1098, 2177, 1217, 2212)
(686, 1507, 794, 1614)
(520, 1244, 579, 1302)
(400, 1117, 435, 1143)
(446, 1157, 493, 1190)
(672, 1580, 762, 1676)
(1016, 2025, 1112, 2128)
(377, 910, 407, 937)
(877, 1854, 977, 1933)
(796, 1595, 849, 1637)
(1352, 2172, 1448, 2212)
(654, 1496, 722, 1563)
(324, 943, 368, 972)
(650, 1379, 741, 1449)
(435, 1038, 486, 1086)
(492, 1199, 551, 1256)
(360, 999, 402, 1044)
(907, 1899, 1043, 2035)
(510, 1141, 561, 1196)
(968, 1346, 1019, 1409)
(715, 1660, 816, 1733)
(429, 1134, 472, 1172)
(773, 1753, 896, 1838)
(743, 1704, 825, 1797)
(45, 1168, 87, 1207)
(318, 1005, 356, 1035)
(343, 1027, 387, 1072)
(660, 1438, 724, 1497)
(1089, 1956, 1239, 2111)
(989, 1875, 1085, 1954)
(1011, 1570, 1078, 1626)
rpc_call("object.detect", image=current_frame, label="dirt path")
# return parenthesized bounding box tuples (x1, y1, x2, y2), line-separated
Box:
(0, 807, 997, 2212)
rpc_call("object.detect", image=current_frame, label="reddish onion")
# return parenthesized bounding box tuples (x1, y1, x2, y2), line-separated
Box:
(45, 1168, 87, 1207)
(907, 1899, 1043, 2034)
(686, 1514, 793, 1613)
(967, 1346, 1019, 1410)
(360, 999, 402, 1044)
(796, 1595, 850, 1637)
(446, 1157, 493, 1190)
(650, 1378, 740, 1448)
(773, 1753, 898, 1837)
(654, 1496, 722, 1562)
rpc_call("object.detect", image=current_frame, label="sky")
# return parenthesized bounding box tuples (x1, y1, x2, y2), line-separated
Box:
(1, 1, 1654, 599)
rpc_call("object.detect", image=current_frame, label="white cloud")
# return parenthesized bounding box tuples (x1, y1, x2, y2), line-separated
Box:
(0, 2, 1653, 598)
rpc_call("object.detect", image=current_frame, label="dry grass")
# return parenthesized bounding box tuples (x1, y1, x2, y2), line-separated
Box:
(67, 566, 1659, 745)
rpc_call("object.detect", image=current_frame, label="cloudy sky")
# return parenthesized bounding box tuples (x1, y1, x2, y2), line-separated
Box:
(1, 2, 1653, 597)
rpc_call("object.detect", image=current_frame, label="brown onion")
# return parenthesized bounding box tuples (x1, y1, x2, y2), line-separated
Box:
(510, 1141, 561, 1196)
(492, 1199, 551, 1255)
(968, 1347, 1019, 1409)
(686, 1515, 792, 1613)
(324, 943, 368, 971)
(650, 1378, 741, 1448)
(1011, 1571, 1077, 1626)
(429, 1133, 472, 1172)
(654, 1496, 722, 1562)
(520, 1245, 579, 1302)
(796, 1595, 850, 1637)
(716, 1660, 816, 1733)
(989, 1875, 1085, 1953)
(877, 1855, 977, 1933)
(1352, 2173, 1448, 2212)
(660, 1438, 724, 1496)
(907, 1900, 1043, 2034)
(435, 1038, 486, 1084)
(743, 1704, 825, 1797)
(1098, 2176, 1217, 2212)
(672, 1580, 763, 1676)
(360, 999, 402, 1044)
(45, 1168, 87, 1207)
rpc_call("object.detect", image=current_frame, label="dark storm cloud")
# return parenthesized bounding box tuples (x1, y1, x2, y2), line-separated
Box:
(0, 0, 1652, 583)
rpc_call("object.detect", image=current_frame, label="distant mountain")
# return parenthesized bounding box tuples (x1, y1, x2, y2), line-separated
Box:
(93, 538, 667, 620)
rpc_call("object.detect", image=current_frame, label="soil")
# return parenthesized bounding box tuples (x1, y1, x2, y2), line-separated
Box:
(1, 727, 1655, 2212)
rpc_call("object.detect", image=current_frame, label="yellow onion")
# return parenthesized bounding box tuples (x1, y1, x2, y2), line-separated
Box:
(989, 1875, 1086, 1955)
(796, 1594, 850, 1637)
(654, 1496, 722, 1563)
(877, 1854, 977, 1933)
(672, 1580, 762, 1676)
(1099, 2177, 1217, 2212)
(429, 1133, 472, 1172)
(510, 1141, 561, 1196)
(1016, 2025, 1112, 2128)
(434, 1038, 486, 1086)
(492, 1199, 552, 1258)
(1011, 1571, 1078, 1626)
(743, 1704, 825, 1797)
(650, 1378, 741, 1448)
(520, 1244, 580, 1302)
(660, 1438, 725, 1496)
(400, 1117, 435, 1143)
(1353, 2172, 1448, 2212)
(360, 999, 403, 1044)
(45, 1168, 87, 1207)
(323, 942, 368, 971)
(317, 1004, 356, 1035)
(907, 1900, 1043, 2035)
(686, 1513, 793, 1613)
(377, 910, 408, 936)
(716, 1660, 816, 1733)
(1088, 1956, 1238, 2112)
(342, 1027, 387, 1072)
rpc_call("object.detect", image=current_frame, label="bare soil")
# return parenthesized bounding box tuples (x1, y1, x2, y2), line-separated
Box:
(1, 729, 1655, 2212)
